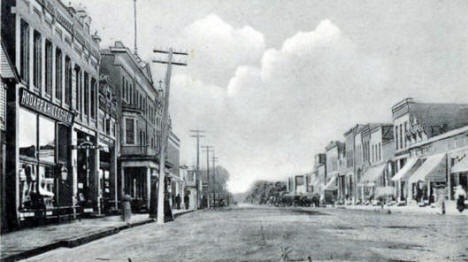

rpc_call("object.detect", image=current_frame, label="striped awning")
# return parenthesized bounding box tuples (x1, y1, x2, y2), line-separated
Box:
(360, 163, 386, 186)
(324, 176, 337, 191)
(408, 153, 446, 184)
(391, 157, 419, 181)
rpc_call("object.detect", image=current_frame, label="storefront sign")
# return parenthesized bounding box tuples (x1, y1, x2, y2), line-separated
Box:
(20, 88, 74, 124)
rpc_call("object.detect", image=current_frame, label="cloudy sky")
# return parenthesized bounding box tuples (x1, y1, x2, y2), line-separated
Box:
(75, 0, 468, 193)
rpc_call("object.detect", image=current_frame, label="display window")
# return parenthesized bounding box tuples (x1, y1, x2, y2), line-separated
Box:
(39, 116, 56, 163)
(18, 107, 70, 211)
(19, 108, 37, 159)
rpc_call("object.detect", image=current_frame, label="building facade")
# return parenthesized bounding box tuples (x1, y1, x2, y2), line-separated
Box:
(2, 0, 104, 228)
(343, 124, 363, 204)
(324, 141, 345, 203)
(358, 124, 394, 203)
(100, 41, 163, 213)
(391, 98, 468, 203)
(1, 37, 20, 232)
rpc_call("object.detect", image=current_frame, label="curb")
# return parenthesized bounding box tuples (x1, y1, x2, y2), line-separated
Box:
(1, 210, 196, 262)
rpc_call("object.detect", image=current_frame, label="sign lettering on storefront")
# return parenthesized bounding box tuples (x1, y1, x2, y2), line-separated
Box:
(20, 88, 74, 124)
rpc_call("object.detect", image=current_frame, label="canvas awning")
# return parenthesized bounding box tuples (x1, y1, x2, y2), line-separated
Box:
(408, 153, 446, 184)
(324, 176, 337, 191)
(451, 157, 468, 173)
(360, 163, 386, 186)
(391, 157, 419, 181)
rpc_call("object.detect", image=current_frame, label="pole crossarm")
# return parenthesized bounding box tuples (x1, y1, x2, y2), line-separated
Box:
(152, 60, 187, 66)
(154, 49, 188, 55)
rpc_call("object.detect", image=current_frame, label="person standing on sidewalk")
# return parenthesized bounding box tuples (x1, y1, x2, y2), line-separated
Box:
(455, 185, 466, 213)
(184, 194, 190, 209)
(175, 194, 181, 209)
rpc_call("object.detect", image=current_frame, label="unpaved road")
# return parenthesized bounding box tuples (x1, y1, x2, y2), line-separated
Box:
(23, 206, 468, 262)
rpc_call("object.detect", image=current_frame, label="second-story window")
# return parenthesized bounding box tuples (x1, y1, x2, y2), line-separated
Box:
(33, 31, 42, 90)
(74, 66, 81, 112)
(20, 20, 30, 84)
(91, 78, 96, 119)
(395, 126, 399, 150)
(55, 48, 62, 101)
(378, 143, 382, 161)
(45, 40, 53, 97)
(125, 118, 135, 144)
(399, 124, 403, 150)
(64, 56, 72, 105)
(84, 72, 89, 116)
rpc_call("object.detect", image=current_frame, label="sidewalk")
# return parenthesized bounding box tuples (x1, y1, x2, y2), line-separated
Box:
(0, 209, 195, 262)
(339, 201, 468, 216)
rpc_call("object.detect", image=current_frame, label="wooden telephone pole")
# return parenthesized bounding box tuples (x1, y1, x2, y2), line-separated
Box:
(190, 130, 205, 209)
(212, 151, 218, 208)
(201, 145, 212, 208)
(152, 48, 187, 224)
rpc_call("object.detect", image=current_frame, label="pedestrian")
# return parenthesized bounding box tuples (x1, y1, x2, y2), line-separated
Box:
(175, 194, 181, 209)
(184, 194, 190, 209)
(455, 185, 466, 213)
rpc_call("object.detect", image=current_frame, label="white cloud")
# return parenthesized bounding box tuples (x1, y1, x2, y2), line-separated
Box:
(183, 14, 265, 87)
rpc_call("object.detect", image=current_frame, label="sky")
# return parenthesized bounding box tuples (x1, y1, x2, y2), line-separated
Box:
(74, 0, 468, 193)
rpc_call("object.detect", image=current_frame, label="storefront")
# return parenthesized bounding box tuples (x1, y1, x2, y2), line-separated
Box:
(450, 155, 468, 200)
(16, 88, 74, 223)
(407, 153, 446, 205)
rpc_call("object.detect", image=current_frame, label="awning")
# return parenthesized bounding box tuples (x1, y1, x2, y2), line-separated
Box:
(359, 163, 386, 186)
(451, 157, 468, 173)
(408, 153, 446, 184)
(391, 157, 419, 181)
(375, 186, 394, 197)
(324, 176, 337, 191)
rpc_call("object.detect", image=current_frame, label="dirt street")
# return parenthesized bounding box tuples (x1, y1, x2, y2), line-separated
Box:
(23, 206, 468, 262)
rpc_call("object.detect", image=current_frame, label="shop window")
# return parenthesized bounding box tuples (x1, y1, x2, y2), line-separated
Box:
(45, 40, 53, 96)
(19, 108, 37, 159)
(20, 20, 30, 83)
(125, 118, 135, 144)
(39, 116, 55, 163)
(33, 31, 42, 90)
(55, 48, 63, 101)
(65, 56, 72, 105)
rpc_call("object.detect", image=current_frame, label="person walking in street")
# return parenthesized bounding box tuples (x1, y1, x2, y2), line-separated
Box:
(184, 194, 190, 209)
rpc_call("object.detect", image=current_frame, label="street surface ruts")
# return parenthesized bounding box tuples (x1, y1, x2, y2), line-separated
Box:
(23, 205, 468, 262)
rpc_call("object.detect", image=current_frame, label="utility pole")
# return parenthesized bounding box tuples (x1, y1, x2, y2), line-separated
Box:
(190, 130, 205, 209)
(201, 145, 212, 208)
(151, 48, 187, 224)
(212, 152, 218, 208)
(133, 0, 138, 55)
